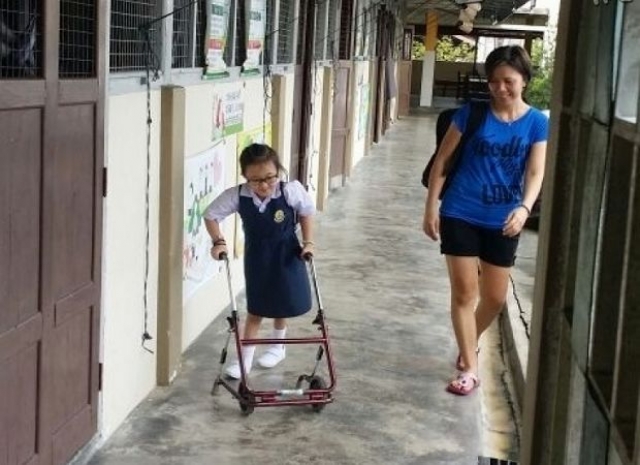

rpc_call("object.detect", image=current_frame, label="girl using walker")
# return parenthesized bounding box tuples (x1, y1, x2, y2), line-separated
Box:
(204, 143, 315, 380)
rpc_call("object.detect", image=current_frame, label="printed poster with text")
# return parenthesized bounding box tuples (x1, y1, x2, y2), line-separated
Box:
(233, 124, 272, 258)
(204, 0, 230, 78)
(212, 88, 245, 142)
(183, 143, 226, 303)
(242, 0, 265, 73)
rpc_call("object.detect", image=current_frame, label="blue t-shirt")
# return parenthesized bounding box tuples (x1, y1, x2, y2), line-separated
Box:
(440, 103, 549, 228)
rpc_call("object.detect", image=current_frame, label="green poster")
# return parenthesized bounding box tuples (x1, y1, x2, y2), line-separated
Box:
(204, 0, 230, 78)
(242, 0, 265, 73)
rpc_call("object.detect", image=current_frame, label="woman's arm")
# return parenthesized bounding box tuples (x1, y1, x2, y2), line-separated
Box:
(521, 141, 546, 212)
(502, 141, 546, 237)
(423, 124, 463, 241)
(426, 124, 463, 203)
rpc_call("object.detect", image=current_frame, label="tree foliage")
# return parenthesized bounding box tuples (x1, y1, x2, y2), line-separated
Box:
(412, 39, 425, 60)
(526, 37, 554, 110)
(411, 36, 475, 62)
(436, 36, 475, 62)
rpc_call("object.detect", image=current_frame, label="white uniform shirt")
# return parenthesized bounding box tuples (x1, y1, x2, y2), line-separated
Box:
(203, 180, 316, 223)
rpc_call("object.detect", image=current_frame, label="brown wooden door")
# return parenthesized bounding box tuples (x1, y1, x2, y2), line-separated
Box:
(397, 60, 412, 117)
(0, 2, 104, 464)
(329, 61, 351, 189)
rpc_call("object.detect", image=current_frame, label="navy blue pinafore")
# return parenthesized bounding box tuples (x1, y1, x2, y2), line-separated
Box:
(238, 183, 312, 318)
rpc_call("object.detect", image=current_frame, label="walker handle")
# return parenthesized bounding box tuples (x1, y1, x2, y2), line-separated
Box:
(219, 252, 228, 261)
(303, 251, 314, 262)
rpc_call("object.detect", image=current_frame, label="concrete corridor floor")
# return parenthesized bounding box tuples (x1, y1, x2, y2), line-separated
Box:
(86, 112, 520, 465)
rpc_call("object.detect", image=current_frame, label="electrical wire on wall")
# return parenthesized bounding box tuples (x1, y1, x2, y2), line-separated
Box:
(137, 0, 198, 354)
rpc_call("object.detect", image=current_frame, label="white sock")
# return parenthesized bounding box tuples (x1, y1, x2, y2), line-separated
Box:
(241, 345, 256, 367)
(272, 328, 286, 340)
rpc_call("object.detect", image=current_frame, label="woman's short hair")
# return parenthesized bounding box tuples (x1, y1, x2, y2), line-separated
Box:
(485, 45, 533, 83)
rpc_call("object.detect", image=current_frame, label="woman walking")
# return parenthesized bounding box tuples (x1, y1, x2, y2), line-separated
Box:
(423, 45, 549, 395)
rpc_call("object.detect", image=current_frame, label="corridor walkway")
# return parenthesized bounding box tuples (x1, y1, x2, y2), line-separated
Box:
(87, 112, 519, 465)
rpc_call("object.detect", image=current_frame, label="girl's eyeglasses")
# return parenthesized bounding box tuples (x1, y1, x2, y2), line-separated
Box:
(247, 175, 279, 187)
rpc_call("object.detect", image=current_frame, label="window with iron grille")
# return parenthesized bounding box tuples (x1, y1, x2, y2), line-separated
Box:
(325, 0, 338, 60)
(0, 0, 42, 78)
(223, 0, 236, 66)
(276, 0, 294, 64)
(338, 0, 352, 59)
(172, 0, 199, 68)
(295, 0, 305, 64)
(110, 0, 160, 73)
(314, 0, 328, 60)
(229, 0, 246, 67)
(59, 0, 96, 78)
(194, 0, 207, 67)
(263, 0, 274, 65)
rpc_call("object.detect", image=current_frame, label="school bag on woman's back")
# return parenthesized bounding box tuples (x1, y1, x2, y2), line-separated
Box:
(421, 102, 487, 196)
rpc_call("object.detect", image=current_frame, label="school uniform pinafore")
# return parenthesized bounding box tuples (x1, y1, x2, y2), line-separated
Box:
(238, 182, 312, 318)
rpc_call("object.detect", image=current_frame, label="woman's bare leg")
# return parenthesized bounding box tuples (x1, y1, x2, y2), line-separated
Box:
(446, 255, 480, 375)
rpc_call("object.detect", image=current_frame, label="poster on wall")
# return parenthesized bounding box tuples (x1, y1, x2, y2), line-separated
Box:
(233, 124, 273, 257)
(183, 143, 226, 303)
(204, 0, 231, 78)
(242, 0, 266, 73)
(212, 89, 245, 142)
(358, 80, 371, 140)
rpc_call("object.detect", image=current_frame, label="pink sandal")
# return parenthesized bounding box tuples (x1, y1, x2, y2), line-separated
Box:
(446, 372, 480, 396)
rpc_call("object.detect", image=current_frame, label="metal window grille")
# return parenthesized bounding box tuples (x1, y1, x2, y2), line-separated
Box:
(59, 0, 96, 78)
(314, 0, 327, 60)
(172, 0, 198, 68)
(294, 0, 305, 64)
(338, 0, 352, 59)
(263, 0, 273, 65)
(194, 0, 207, 67)
(223, 0, 236, 66)
(110, 0, 160, 73)
(229, 0, 246, 67)
(276, 0, 294, 64)
(0, 0, 42, 78)
(326, 0, 338, 60)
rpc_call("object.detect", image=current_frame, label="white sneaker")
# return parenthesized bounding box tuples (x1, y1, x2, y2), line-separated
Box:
(224, 361, 251, 380)
(257, 345, 286, 368)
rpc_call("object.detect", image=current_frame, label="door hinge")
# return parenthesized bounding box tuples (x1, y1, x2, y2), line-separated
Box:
(102, 167, 107, 197)
(98, 362, 103, 391)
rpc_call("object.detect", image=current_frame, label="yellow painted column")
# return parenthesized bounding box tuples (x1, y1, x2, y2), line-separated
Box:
(425, 12, 438, 52)
(420, 12, 439, 106)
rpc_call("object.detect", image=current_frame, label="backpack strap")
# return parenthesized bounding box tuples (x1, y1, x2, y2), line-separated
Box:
(462, 100, 488, 145)
(436, 101, 487, 198)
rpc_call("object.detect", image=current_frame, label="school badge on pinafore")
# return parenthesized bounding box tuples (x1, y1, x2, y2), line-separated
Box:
(274, 209, 285, 223)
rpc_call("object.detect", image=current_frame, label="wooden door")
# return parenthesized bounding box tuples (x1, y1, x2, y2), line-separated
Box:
(0, 1, 104, 464)
(329, 61, 352, 189)
(397, 60, 412, 117)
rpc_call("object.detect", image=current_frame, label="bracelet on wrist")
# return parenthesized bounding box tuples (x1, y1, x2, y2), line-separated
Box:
(519, 204, 531, 215)
(213, 238, 226, 246)
(302, 240, 315, 246)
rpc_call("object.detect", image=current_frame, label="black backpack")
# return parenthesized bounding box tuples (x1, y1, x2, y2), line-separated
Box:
(421, 102, 487, 196)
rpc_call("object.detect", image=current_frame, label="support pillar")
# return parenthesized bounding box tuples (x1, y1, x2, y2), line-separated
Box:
(419, 12, 438, 107)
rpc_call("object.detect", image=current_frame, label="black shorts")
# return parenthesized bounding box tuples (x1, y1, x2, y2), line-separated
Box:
(440, 216, 519, 268)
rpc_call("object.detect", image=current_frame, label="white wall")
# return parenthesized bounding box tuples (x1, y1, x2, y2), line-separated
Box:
(349, 61, 373, 170)
(102, 91, 161, 438)
(306, 67, 326, 204)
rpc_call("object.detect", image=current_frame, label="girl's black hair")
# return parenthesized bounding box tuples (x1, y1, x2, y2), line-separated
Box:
(485, 45, 534, 83)
(239, 143, 286, 176)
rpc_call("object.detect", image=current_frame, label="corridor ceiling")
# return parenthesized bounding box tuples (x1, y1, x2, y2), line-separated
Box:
(402, 0, 540, 27)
